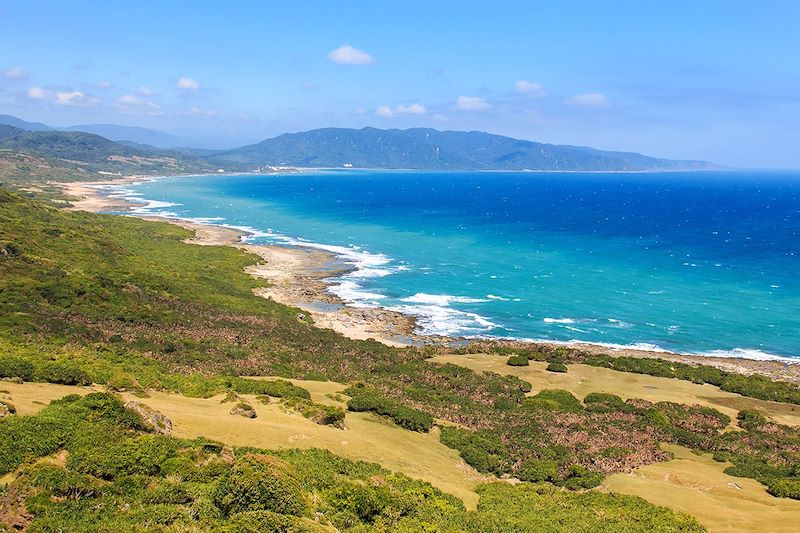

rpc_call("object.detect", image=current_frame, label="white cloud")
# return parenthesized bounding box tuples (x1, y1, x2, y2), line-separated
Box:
(26, 86, 51, 100)
(565, 93, 610, 107)
(375, 103, 427, 117)
(114, 94, 162, 116)
(327, 44, 374, 65)
(54, 91, 100, 108)
(3, 66, 29, 80)
(176, 76, 200, 90)
(353, 107, 367, 115)
(184, 107, 217, 117)
(514, 80, 544, 96)
(93, 80, 113, 89)
(137, 85, 154, 96)
(456, 96, 490, 111)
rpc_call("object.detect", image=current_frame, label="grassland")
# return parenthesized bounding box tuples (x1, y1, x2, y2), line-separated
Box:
(1, 186, 800, 531)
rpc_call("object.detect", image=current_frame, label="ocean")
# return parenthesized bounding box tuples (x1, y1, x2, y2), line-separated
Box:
(102, 170, 800, 360)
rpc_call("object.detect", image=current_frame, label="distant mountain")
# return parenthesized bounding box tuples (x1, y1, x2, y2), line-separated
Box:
(208, 127, 719, 171)
(0, 114, 53, 132)
(63, 124, 184, 148)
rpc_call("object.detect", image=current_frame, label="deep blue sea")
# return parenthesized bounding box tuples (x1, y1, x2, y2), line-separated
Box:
(104, 170, 800, 360)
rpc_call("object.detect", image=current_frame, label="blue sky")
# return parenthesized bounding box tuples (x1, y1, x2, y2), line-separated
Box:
(1, 1, 798, 167)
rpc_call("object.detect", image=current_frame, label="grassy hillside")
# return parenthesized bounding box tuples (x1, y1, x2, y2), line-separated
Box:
(1, 188, 798, 530)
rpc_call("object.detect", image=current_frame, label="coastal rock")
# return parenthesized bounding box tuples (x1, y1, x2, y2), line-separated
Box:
(124, 400, 173, 435)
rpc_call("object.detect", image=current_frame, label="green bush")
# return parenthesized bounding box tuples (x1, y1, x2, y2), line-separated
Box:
(737, 409, 767, 430)
(559, 464, 604, 490)
(36, 362, 93, 386)
(231, 378, 310, 400)
(346, 387, 432, 432)
(525, 389, 583, 413)
(518, 459, 559, 482)
(0, 355, 34, 381)
(280, 397, 345, 427)
(767, 478, 800, 499)
(545, 361, 567, 373)
(105, 371, 141, 392)
(506, 355, 529, 366)
(583, 392, 625, 410)
(29, 464, 105, 499)
(213, 454, 309, 517)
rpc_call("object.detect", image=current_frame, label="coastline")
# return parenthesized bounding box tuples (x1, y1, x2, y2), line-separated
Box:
(60, 177, 418, 348)
(58, 175, 800, 382)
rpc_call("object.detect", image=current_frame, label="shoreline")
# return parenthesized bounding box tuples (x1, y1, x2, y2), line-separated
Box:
(57, 175, 800, 382)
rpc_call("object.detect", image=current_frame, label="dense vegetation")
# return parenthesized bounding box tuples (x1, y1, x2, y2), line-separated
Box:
(0, 393, 705, 532)
(1, 188, 799, 529)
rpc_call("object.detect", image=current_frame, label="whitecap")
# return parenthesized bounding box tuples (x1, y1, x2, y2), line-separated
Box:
(401, 293, 489, 305)
(543, 317, 576, 324)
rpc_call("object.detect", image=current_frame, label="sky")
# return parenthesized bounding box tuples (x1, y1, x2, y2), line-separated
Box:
(0, 0, 798, 167)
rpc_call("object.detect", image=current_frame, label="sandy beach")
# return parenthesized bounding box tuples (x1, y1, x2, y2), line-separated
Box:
(58, 176, 800, 382)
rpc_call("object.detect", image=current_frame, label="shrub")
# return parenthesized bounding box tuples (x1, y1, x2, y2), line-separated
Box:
(36, 362, 92, 386)
(737, 409, 767, 430)
(583, 392, 625, 410)
(517, 459, 558, 482)
(106, 371, 141, 392)
(0, 356, 34, 381)
(545, 361, 567, 373)
(525, 389, 583, 413)
(506, 355, 529, 367)
(280, 397, 345, 427)
(231, 378, 310, 400)
(144, 481, 193, 504)
(346, 388, 432, 432)
(518, 380, 532, 393)
(559, 465, 604, 490)
(213, 454, 309, 517)
(767, 478, 800, 499)
(29, 464, 105, 499)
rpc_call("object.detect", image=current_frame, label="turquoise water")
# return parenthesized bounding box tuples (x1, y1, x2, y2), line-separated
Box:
(104, 170, 800, 360)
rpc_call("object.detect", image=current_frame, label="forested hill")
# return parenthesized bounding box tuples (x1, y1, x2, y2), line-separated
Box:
(207, 127, 719, 171)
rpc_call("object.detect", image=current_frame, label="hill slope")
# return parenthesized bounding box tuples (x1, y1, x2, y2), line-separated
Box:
(0, 125, 215, 185)
(208, 127, 718, 171)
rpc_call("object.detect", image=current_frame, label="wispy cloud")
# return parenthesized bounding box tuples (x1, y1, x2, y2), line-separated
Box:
(54, 90, 101, 108)
(184, 107, 217, 117)
(176, 76, 200, 90)
(3, 66, 28, 80)
(375, 103, 427, 117)
(137, 85, 154, 96)
(93, 80, 113, 89)
(456, 96, 490, 111)
(114, 94, 162, 116)
(327, 44, 374, 65)
(565, 92, 610, 108)
(26, 86, 51, 100)
(514, 80, 545, 97)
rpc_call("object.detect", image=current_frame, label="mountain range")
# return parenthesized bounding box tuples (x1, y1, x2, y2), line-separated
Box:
(0, 114, 719, 176)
